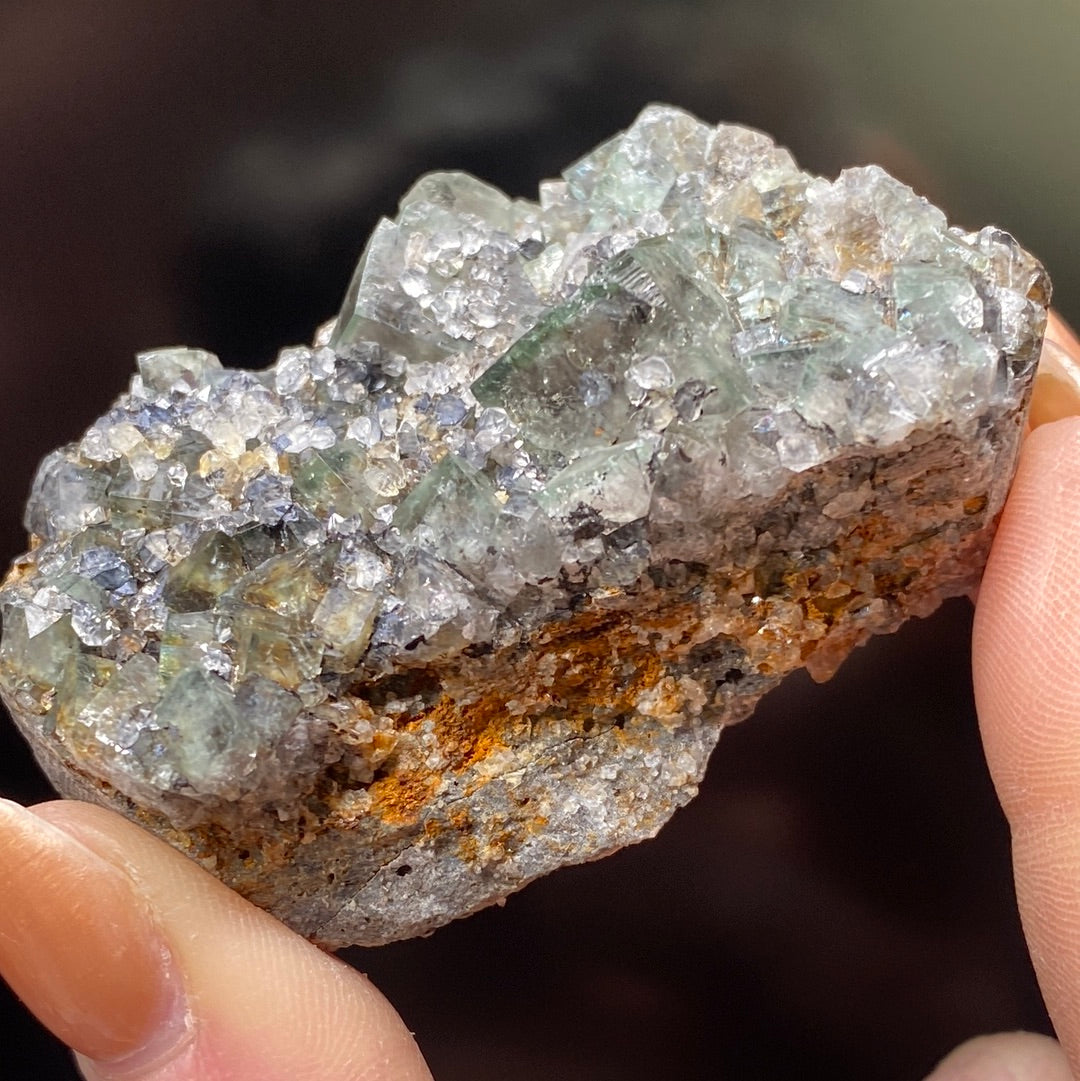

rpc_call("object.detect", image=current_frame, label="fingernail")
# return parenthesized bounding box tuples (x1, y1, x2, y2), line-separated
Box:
(0, 798, 190, 1071)
(1030, 337, 1080, 429)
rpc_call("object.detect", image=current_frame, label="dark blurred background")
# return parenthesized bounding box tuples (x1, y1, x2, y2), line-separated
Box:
(1, 1, 1076, 1078)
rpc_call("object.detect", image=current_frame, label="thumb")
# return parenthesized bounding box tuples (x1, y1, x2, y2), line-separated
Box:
(0, 798, 433, 1081)
(973, 414, 1080, 1075)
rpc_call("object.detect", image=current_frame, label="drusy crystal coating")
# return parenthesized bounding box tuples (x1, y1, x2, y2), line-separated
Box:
(0, 106, 1048, 945)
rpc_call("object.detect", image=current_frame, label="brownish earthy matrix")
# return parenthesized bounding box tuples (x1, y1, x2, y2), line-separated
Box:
(0, 106, 1049, 945)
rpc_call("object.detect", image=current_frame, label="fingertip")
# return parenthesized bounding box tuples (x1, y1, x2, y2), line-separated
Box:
(0, 798, 184, 1066)
(24, 801, 433, 1081)
(1029, 311, 1080, 431)
(925, 1032, 1070, 1081)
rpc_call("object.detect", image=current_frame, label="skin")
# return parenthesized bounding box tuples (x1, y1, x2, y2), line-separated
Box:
(4, 316, 1080, 1080)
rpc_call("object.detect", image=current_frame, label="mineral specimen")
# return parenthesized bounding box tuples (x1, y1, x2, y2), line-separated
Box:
(0, 106, 1048, 946)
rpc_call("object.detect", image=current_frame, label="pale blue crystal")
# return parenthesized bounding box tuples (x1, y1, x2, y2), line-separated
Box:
(136, 347, 222, 397)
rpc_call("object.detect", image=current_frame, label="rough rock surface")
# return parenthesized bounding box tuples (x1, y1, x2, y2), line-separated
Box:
(0, 106, 1048, 945)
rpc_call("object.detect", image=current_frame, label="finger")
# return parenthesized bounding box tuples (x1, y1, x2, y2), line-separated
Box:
(924, 1032, 1071, 1081)
(1029, 311, 1080, 429)
(973, 415, 1080, 1073)
(0, 798, 433, 1081)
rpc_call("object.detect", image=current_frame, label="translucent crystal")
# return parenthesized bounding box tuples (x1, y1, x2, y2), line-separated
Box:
(539, 438, 656, 526)
(136, 347, 222, 396)
(472, 234, 739, 450)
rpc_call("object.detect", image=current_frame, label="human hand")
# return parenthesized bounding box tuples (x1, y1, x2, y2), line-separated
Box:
(4, 317, 1080, 1081)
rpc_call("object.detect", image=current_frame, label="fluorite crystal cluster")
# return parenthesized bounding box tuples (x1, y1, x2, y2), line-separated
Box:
(0, 106, 1048, 945)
